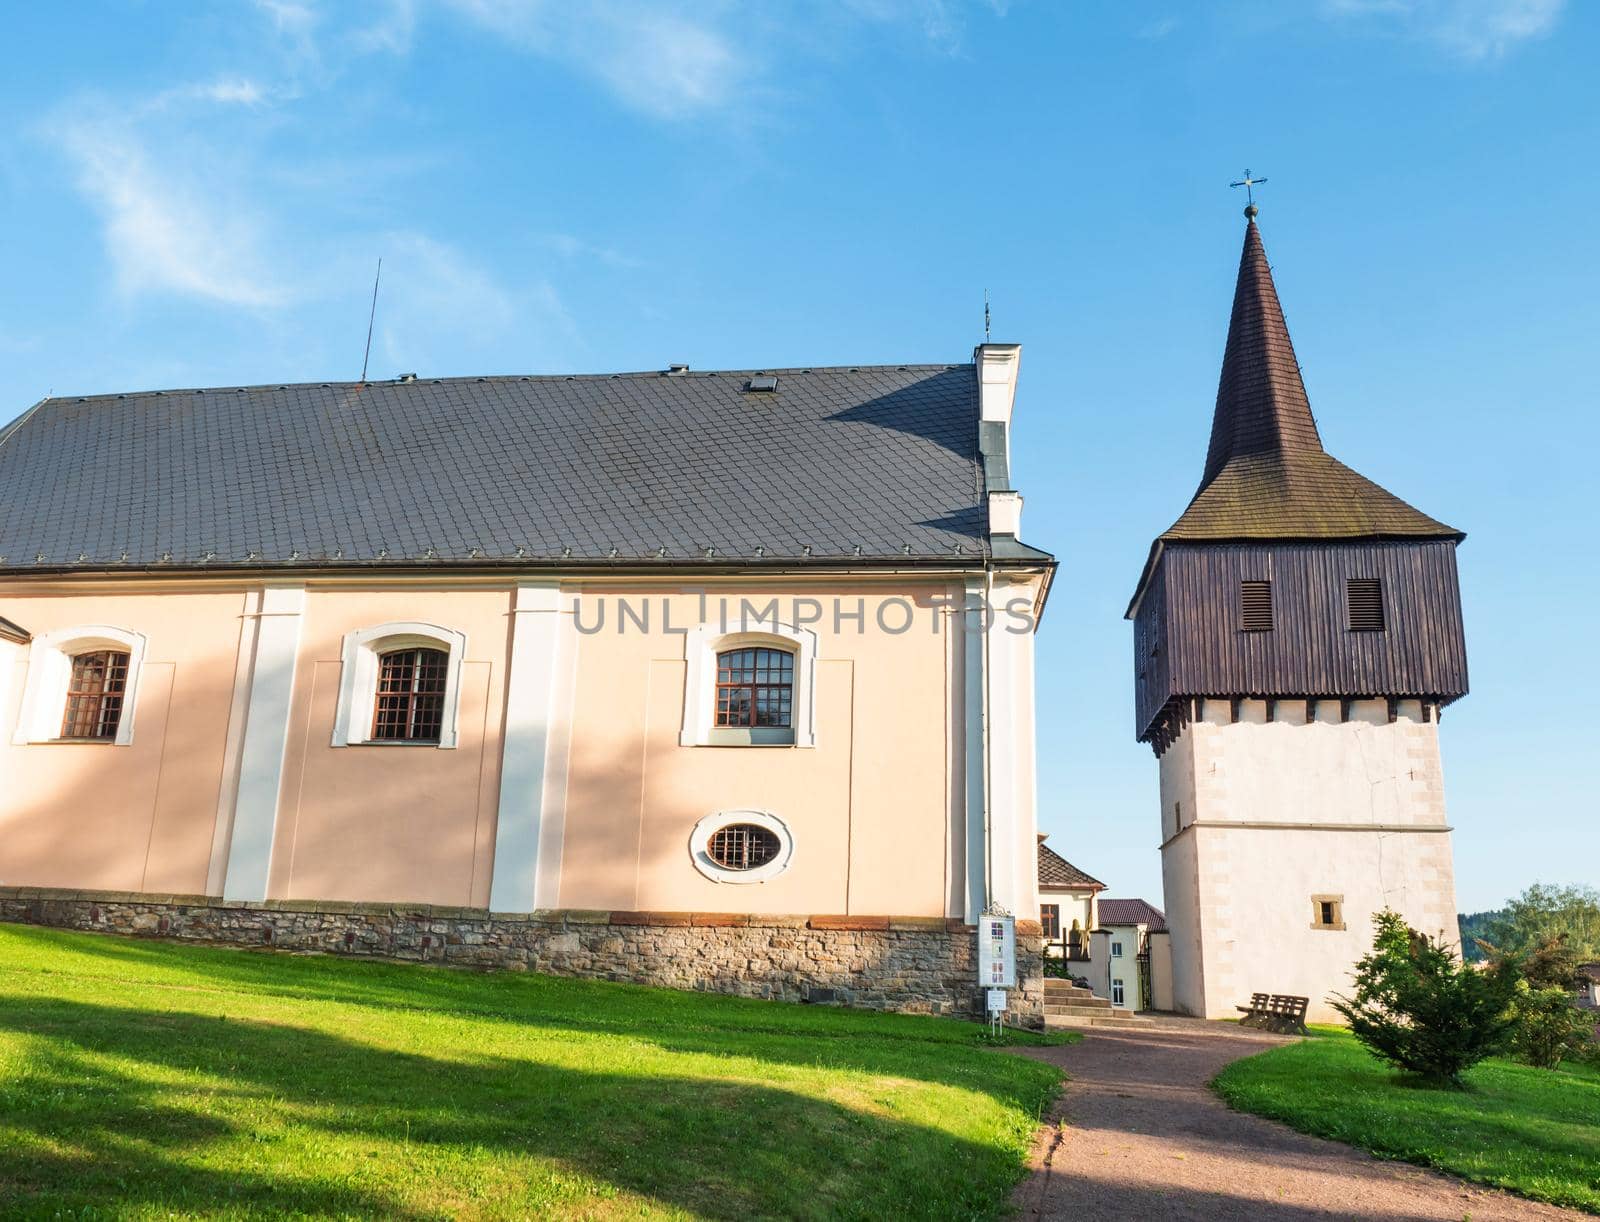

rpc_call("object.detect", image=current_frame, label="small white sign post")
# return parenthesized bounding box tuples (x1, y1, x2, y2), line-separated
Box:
(977, 913, 1016, 1032)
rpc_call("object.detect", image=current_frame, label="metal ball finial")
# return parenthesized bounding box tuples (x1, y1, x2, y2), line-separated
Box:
(1244, 203, 1259, 220)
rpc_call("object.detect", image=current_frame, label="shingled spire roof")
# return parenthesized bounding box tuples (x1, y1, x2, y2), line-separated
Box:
(1159, 211, 1461, 545)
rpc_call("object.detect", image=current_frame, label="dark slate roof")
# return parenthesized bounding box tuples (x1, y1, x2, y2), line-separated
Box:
(1037, 839, 1104, 890)
(1164, 217, 1460, 547)
(1098, 898, 1166, 930)
(0, 365, 1049, 573)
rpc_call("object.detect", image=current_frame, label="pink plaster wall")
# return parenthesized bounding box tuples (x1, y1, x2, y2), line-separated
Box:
(0, 588, 248, 894)
(267, 589, 510, 908)
(556, 584, 959, 917)
(1, 577, 976, 918)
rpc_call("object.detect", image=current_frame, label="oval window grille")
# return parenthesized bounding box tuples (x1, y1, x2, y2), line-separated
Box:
(707, 823, 782, 871)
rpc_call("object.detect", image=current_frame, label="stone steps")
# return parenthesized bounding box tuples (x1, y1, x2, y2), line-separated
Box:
(1045, 1003, 1142, 1020)
(1045, 1011, 1157, 1030)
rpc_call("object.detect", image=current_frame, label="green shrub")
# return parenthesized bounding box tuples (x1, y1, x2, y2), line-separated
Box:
(1508, 979, 1595, 1070)
(1331, 910, 1519, 1087)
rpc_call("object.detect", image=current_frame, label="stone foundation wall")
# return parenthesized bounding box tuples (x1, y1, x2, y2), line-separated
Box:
(0, 887, 1045, 1027)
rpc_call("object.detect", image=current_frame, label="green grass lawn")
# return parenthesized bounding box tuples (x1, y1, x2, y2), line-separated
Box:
(1214, 1027, 1600, 1215)
(0, 924, 1067, 1220)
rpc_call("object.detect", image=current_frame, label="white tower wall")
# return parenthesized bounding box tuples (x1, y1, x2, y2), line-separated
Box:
(1158, 696, 1459, 1022)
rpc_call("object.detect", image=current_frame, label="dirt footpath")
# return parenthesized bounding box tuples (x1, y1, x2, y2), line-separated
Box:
(1012, 1022, 1581, 1221)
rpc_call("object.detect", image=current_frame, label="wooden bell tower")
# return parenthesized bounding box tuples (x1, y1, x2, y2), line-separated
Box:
(1126, 204, 1470, 1020)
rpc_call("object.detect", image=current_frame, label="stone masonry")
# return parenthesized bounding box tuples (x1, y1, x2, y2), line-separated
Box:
(0, 887, 1046, 1028)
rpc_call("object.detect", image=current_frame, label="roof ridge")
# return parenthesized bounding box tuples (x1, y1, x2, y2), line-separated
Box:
(37, 363, 967, 406)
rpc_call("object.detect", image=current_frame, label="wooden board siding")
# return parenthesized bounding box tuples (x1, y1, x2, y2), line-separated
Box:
(1134, 540, 1468, 738)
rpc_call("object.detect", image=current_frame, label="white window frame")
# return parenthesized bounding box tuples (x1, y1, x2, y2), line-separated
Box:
(689, 809, 795, 884)
(1111, 940, 1124, 958)
(1112, 980, 1125, 1007)
(332, 622, 467, 749)
(13, 625, 149, 746)
(680, 620, 817, 748)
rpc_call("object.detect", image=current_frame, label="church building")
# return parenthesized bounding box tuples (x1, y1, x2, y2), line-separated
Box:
(1127, 206, 1469, 1022)
(0, 349, 1053, 1022)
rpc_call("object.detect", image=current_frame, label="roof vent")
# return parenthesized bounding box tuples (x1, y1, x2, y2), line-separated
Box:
(397, 372, 418, 383)
(746, 375, 779, 393)
(666, 362, 690, 376)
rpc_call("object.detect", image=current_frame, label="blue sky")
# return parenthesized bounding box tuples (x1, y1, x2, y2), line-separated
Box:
(2, 1, 1594, 913)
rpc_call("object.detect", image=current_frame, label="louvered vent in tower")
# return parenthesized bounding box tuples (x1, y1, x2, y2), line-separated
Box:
(1240, 580, 1273, 632)
(1347, 578, 1386, 632)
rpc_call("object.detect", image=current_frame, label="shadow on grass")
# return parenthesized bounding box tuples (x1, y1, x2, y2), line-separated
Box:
(0, 994, 1042, 1220)
(3, 925, 1058, 1110)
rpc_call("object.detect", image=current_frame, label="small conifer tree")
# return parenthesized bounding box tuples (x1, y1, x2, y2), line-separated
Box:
(1332, 911, 1519, 1087)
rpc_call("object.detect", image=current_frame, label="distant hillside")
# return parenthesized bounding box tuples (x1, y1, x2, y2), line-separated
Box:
(1458, 910, 1505, 961)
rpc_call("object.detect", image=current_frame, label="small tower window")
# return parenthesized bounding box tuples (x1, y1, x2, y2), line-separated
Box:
(1311, 895, 1345, 930)
(1346, 579, 1386, 632)
(1240, 580, 1273, 632)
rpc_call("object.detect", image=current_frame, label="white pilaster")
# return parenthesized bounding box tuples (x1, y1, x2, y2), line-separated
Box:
(206, 591, 262, 896)
(962, 578, 987, 923)
(489, 581, 563, 912)
(221, 585, 306, 902)
(984, 579, 1034, 916)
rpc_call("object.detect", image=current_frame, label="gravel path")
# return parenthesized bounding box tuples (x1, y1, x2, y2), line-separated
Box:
(1012, 1021, 1582, 1221)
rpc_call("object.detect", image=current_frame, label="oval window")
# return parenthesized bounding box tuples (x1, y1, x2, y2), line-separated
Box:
(707, 823, 782, 871)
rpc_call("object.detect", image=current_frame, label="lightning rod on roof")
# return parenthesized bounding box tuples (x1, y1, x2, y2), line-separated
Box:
(359, 258, 383, 383)
(984, 289, 991, 343)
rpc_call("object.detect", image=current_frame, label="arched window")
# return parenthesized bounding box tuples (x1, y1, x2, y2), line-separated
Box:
(12, 625, 149, 747)
(60, 650, 131, 739)
(715, 647, 793, 729)
(331, 622, 467, 749)
(679, 621, 817, 748)
(371, 647, 448, 742)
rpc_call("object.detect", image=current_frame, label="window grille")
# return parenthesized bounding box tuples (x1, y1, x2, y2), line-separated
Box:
(1240, 580, 1274, 631)
(1347, 578, 1385, 632)
(60, 650, 129, 739)
(714, 647, 793, 728)
(706, 823, 782, 871)
(371, 647, 448, 742)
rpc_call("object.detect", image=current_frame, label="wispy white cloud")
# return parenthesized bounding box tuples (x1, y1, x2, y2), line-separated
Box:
(443, 0, 742, 119)
(1137, 16, 1180, 40)
(47, 109, 290, 308)
(1321, 0, 1564, 59)
(375, 232, 572, 373)
(540, 233, 642, 269)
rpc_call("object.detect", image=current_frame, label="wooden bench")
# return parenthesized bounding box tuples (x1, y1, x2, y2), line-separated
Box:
(1236, 993, 1309, 1034)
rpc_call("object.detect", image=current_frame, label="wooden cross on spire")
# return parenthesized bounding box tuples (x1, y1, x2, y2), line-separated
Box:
(1231, 169, 1267, 218)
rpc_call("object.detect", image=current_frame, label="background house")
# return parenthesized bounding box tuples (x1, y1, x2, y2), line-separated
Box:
(1037, 835, 1102, 963)
(1088, 898, 1168, 1012)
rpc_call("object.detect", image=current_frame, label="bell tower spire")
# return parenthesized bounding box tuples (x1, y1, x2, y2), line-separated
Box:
(1202, 213, 1324, 486)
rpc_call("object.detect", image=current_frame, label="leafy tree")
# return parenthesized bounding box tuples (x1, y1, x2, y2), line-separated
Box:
(1480, 884, 1600, 963)
(1332, 911, 1519, 1087)
(1507, 979, 1595, 1070)
(1456, 909, 1504, 963)
(1478, 932, 1582, 990)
